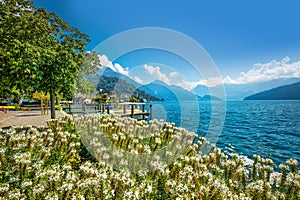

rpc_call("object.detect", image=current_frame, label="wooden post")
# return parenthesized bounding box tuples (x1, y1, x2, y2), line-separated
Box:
(41, 98, 43, 115)
(45, 100, 49, 115)
(82, 102, 87, 114)
(50, 89, 56, 119)
(142, 104, 145, 120)
(107, 104, 110, 114)
(123, 105, 126, 114)
(149, 104, 152, 120)
(131, 104, 134, 118)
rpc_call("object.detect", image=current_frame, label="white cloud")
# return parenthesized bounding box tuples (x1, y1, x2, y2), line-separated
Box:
(191, 56, 300, 88)
(170, 72, 178, 77)
(143, 64, 171, 85)
(98, 54, 129, 76)
(133, 76, 143, 84)
(175, 80, 192, 91)
(223, 76, 237, 84)
(142, 64, 194, 90)
(97, 55, 192, 90)
(190, 77, 224, 88)
(224, 56, 300, 85)
(98, 54, 300, 90)
(172, 79, 192, 91)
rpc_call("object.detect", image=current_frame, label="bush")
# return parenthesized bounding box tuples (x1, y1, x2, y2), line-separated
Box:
(2, 103, 20, 111)
(21, 107, 31, 111)
(55, 104, 62, 110)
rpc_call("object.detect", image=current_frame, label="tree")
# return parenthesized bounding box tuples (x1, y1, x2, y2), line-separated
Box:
(0, 0, 42, 96)
(0, 0, 90, 119)
(75, 52, 101, 96)
(32, 91, 50, 115)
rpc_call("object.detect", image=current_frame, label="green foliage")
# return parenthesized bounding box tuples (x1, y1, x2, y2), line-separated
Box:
(0, 87, 22, 103)
(0, 0, 91, 118)
(6, 103, 20, 110)
(97, 76, 135, 93)
(55, 104, 62, 110)
(80, 52, 101, 75)
(99, 94, 108, 103)
(129, 96, 139, 102)
(76, 77, 96, 95)
(75, 51, 101, 95)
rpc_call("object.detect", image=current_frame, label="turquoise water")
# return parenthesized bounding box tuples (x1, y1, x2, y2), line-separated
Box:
(147, 100, 300, 166)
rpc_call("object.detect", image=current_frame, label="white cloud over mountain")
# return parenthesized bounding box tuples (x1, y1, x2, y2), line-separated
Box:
(98, 54, 129, 76)
(142, 64, 192, 90)
(132, 76, 143, 84)
(191, 56, 300, 88)
(190, 77, 224, 88)
(223, 57, 300, 85)
(143, 64, 171, 85)
(98, 54, 300, 90)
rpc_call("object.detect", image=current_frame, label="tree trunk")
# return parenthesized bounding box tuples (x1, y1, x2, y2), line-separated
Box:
(50, 89, 56, 119)
(40, 98, 43, 115)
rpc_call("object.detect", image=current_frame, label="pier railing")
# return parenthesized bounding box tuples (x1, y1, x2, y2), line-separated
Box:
(63, 102, 152, 120)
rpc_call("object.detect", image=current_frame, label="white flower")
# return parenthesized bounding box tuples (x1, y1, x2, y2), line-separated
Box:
(0, 183, 9, 192)
(130, 149, 138, 155)
(286, 159, 298, 167)
(155, 137, 161, 144)
(279, 164, 289, 171)
(21, 181, 32, 188)
(0, 147, 7, 154)
(112, 134, 118, 141)
(8, 190, 21, 199)
(133, 139, 139, 144)
(103, 153, 110, 160)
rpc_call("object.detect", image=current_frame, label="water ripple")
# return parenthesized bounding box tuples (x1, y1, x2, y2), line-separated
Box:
(151, 100, 300, 166)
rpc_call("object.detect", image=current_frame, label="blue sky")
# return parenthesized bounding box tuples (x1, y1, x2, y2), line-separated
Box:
(34, 0, 300, 88)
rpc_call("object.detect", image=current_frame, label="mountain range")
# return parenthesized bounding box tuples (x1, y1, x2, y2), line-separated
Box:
(192, 78, 300, 100)
(97, 67, 141, 88)
(95, 67, 300, 101)
(139, 80, 197, 101)
(97, 68, 217, 101)
(96, 75, 160, 102)
(244, 81, 300, 100)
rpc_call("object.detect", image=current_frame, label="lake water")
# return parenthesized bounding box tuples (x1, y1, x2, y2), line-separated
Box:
(147, 100, 300, 166)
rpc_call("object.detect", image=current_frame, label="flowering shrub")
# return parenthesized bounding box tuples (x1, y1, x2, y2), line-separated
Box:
(0, 114, 299, 199)
(2, 104, 20, 111)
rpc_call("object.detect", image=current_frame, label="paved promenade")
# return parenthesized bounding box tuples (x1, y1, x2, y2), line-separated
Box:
(0, 110, 63, 128)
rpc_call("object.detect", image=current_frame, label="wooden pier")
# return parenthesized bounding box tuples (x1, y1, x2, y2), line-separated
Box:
(64, 102, 152, 120)
(117, 102, 152, 120)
